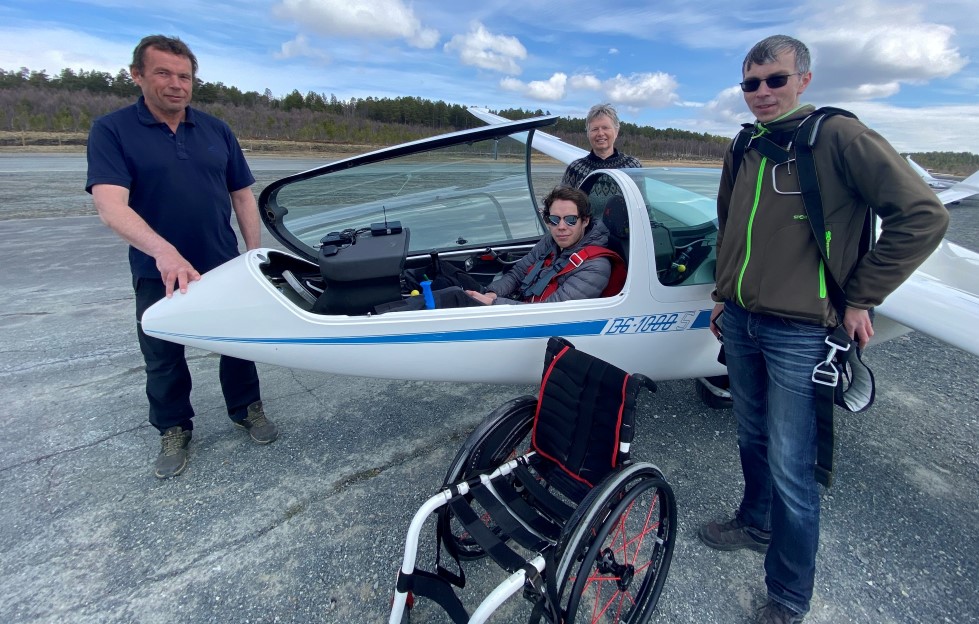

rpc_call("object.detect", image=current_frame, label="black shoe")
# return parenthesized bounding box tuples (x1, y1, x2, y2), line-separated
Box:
(756, 600, 805, 623)
(154, 426, 191, 479)
(698, 513, 770, 553)
(233, 400, 278, 444)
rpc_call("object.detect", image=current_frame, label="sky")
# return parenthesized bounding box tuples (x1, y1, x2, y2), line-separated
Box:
(2, 0, 978, 153)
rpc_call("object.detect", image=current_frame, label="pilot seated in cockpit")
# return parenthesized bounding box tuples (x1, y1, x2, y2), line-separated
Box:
(381, 186, 624, 313)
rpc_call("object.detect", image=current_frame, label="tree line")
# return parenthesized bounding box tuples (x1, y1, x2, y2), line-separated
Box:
(906, 152, 979, 177)
(0, 65, 731, 161)
(2, 66, 976, 173)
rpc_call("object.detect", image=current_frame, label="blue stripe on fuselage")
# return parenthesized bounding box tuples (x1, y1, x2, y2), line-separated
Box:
(146, 310, 714, 346)
(148, 319, 607, 345)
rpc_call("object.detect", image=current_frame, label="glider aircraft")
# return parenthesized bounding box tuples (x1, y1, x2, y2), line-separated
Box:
(906, 155, 955, 191)
(141, 111, 979, 388)
(905, 155, 979, 205)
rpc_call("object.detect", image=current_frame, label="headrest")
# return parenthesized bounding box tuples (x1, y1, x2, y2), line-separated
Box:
(602, 195, 629, 238)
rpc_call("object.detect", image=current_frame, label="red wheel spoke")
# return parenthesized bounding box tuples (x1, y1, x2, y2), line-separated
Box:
(579, 571, 641, 624)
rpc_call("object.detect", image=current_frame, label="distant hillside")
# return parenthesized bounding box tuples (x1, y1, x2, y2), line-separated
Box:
(3, 65, 976, 174)
(904, 152, 979, 178)
(0, 66, 728, 162)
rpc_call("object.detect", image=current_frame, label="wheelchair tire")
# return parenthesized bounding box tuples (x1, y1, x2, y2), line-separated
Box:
(439, 395, 537, 560)
(553, 462, 677, 624)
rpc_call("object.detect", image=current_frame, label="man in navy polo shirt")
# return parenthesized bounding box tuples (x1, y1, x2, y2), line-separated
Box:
(86, 35, 277, 479)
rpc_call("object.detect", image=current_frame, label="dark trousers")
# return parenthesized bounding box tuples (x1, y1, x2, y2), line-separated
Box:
(134, 277, 261, 434)
(374, 286, 487, 313)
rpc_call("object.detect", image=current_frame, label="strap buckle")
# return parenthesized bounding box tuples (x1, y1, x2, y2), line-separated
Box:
(824, 330, 852, 353)
(812, 333, 851, 387)
(771, 159, 800, 195)
(811, 360, 839, 386)
(569, 252, 585, 268)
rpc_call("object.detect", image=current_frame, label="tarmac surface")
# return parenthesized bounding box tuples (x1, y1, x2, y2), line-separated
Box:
(1, 154, 977, 623)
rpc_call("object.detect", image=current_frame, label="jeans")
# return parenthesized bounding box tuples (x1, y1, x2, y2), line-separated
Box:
(722, 301, 830, 614)
(135, 277, 261, 433)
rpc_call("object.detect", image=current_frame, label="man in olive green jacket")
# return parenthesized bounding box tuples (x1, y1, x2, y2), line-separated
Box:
(699, 35, 948, 624)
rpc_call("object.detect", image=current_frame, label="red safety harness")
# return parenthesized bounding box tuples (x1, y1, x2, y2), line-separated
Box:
(525, 246, 627, 303)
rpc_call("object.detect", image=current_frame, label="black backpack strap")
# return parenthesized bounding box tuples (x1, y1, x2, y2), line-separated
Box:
(810, 325, 851, 487)
(793, 108, 855, 318)
(731, 122, 797, 184)
(792, 107, 877, 487)
(730, 123, 753, 183)
(794, 106, 876, 319)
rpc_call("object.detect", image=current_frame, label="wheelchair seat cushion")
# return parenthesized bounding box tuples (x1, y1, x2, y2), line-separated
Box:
(532, 338, 639, 490)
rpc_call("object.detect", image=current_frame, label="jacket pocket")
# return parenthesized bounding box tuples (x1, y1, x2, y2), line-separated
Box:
(748, 221, 827, 323)
(823, 221, 863, 286)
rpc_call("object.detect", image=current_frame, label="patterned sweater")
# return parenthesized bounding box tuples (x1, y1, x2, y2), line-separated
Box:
(560, 149, 642, 188)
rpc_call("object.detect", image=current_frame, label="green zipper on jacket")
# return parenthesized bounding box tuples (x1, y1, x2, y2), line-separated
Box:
(736, 156, 768, 306)
(818, 230, 831, 299)
(734, 109, 813, 308)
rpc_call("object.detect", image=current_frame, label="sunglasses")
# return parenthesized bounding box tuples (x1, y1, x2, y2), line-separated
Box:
(545, 214, 581, 226)
(740, 72, 801, 93)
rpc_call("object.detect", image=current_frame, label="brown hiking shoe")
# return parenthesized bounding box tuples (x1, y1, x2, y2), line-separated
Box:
(154, 426, 191, 479)
(698, 513, 770, 553)
(233, 400, 278, 444)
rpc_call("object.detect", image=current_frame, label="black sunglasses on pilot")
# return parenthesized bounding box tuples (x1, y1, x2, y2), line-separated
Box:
(544, 214, 580, 227)
(740, 72, 801, 93)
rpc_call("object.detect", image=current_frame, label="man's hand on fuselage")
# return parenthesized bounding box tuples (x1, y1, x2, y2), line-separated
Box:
(155, 247, 201, 297)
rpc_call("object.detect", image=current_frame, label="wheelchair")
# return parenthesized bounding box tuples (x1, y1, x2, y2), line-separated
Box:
(390, 337, 677, 623)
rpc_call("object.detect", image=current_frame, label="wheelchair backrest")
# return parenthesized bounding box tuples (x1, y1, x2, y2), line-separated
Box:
(532, 337, 639, 492)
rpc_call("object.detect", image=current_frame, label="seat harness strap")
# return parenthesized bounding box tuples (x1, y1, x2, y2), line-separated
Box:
(517, 251, 559, 300)
(532, 246, 626, 302)
(517, 245, 625, 301)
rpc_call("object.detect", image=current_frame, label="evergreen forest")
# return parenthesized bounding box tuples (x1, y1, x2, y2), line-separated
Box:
(2, 66, 977, 175)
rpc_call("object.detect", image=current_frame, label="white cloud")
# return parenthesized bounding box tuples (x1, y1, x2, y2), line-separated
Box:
(841, 101, 979, 153)
(849, 81, 901, 99)
(0, 28, 133, 75)
(609, 48, 619, 55)
(507, 70, 680, 107)
(500, 72, 567, 101)
(500, 77, 523, 91)
(273, 0, 439, 49)
(569, 74, 602, 90)
(798, 0, 968, 100)
(605, 73, 680, 107)
(275, 34, 331, 63)
(561, 72, 683, 107)
(444, 22, 527, 74)
(701, 85, 753, 127)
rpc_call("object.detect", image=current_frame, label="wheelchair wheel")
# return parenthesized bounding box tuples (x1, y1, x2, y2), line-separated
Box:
(553, 463, 677, 624)
(439, 395, 536, 560)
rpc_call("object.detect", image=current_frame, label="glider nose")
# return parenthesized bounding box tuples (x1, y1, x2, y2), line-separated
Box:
(140, 252, 271, 345)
